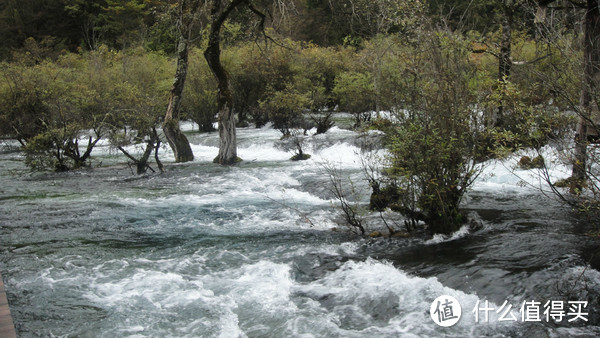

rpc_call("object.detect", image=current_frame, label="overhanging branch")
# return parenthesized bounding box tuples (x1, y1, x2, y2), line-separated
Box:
(247, 2, 288, 48)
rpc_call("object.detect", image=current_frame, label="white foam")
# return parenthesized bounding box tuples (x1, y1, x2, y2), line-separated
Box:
(238, 143, 290, 162)
(291, 258, 508, 336)
(281, 241, 361, 260)
(311, 143, 364, 169)
(425, 224, 471, 245)
(474, 146, 572, 194)
(325, 126, 358, 136)
(36, 253, 515, 337)
(85, 270, 215, 309)
(118, 166, 330, 211)
(188, 144, 218, 162)
(231, 261, 295, 310)
(217, 311, 245, 338)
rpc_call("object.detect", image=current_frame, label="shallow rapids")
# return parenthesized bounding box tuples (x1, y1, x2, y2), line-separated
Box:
(1, 125, 599, 337)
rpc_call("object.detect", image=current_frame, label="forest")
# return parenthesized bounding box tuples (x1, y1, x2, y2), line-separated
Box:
(2, 0, 600, 336)
(1, 0, 597, 234)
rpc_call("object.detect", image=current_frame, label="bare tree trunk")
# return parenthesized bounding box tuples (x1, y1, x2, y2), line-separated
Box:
(153, 128, 164, 173)
(572, 0, 600, 184)
(164, 37, 194, 162)
(163, 0, 198, 163)
(496, 1, 515, 129)
(499, 3, 513, 81)
(117, 136, 156, 175)
(204, 0, 247, 165)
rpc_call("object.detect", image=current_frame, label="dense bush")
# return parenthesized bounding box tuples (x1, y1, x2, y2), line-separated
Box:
(376, 30, 489, 234)
(0, 47, 173, 171)
(182, 48, 218, 132)
(105, 48, 172, 173)
(0, 54, 106, 170)
(225, 40, 350, 133)
(333, 71, 376, 128)
(230, 42, 297, 128)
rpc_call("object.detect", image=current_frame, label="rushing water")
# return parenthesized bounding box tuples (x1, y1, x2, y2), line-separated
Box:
(1, 125, 600, 337)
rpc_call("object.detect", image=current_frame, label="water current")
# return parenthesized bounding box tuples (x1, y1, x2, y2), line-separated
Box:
(1, 124, 599, 337)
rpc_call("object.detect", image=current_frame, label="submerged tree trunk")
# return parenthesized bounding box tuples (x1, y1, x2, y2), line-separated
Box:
(163, 0, 198, 163)
(117, 129, 161, 175)
(164, 37, 194, 162)
(66, 135, 102, 169)
(204, 0, 247, 165)
(572, 0, 600, 185)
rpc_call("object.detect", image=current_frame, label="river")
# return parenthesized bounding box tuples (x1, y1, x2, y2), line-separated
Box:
(1, 124, 599, 337)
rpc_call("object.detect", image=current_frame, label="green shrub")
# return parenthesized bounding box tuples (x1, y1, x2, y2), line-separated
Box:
(260, 86, 310, 136)
(377, 30, 488, 234)
(0, 47, 173, 171)
(182, 48, 218, 132)
(333, 71, 376, 128)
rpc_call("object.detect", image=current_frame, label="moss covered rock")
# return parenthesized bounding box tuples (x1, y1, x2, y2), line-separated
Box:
(290, 153, 311, 161)
(369, 231, 383, 238)
(518, 155, 544, 169)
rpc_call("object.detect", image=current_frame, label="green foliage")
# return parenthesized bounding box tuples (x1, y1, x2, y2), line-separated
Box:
(333, 71, 375, 128)
(106, 48, 172, 141)
(96, 0, 150, 49)
(0, 2, 585, 176)
(93, 47, 171, 172)
(261, 42, 348, 134)
(224, 40, 348, 131)
(376, 30, 488, 234)
(295, 44, 350, 133)
(427, 0, 501, 33)
(0, 0, 175, 59)
(483, 78, 573, 155)
(225, 45, 265, 127)
(225, 42, 294, 127)
(0, 55, 106, 170)
(0, 62, 53, 143)
(427, 0, 535, 34)
(145, 13, 178, 54)
(183, 48, 218, 132)
(261, 86, 310, 136)
(0, 0, 79, 58)
(23, 125, 86, 171)
(323, 0, 427, 41)
(0, 46, 172, 171)
(475, 29, 578, 155)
